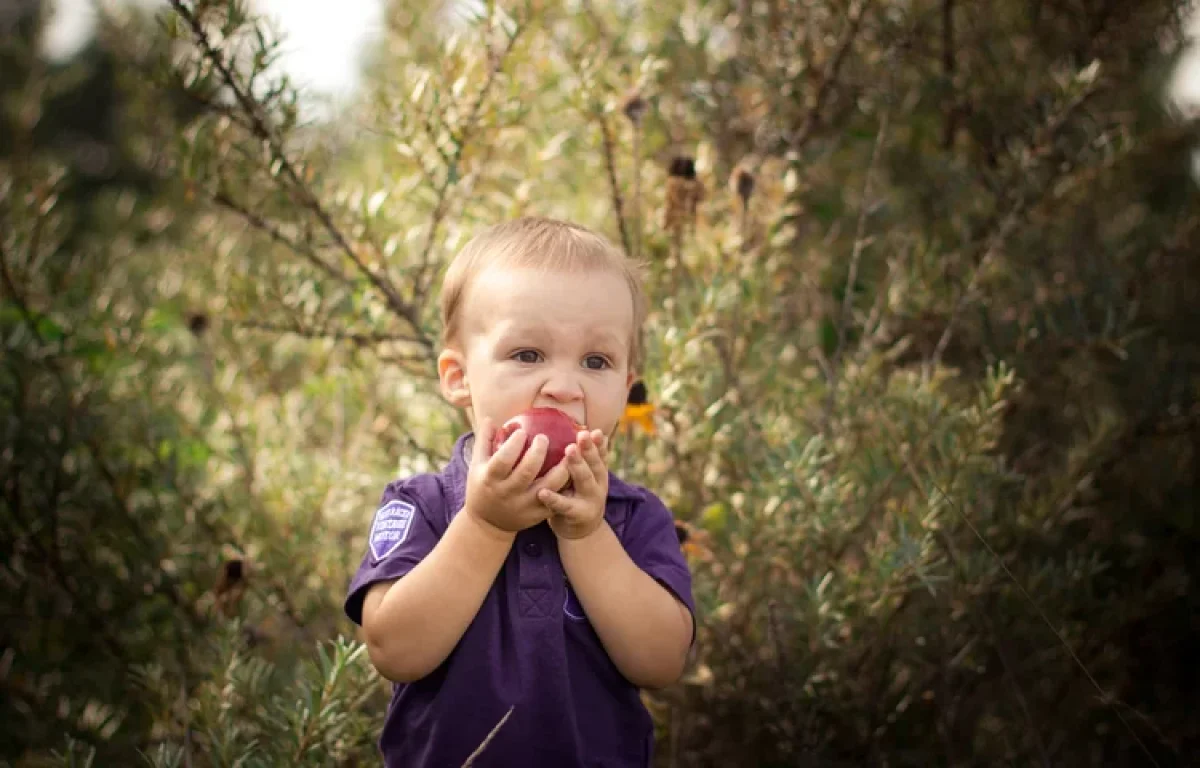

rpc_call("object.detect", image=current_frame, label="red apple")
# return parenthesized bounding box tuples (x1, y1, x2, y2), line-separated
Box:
(491, 407, 584, 478)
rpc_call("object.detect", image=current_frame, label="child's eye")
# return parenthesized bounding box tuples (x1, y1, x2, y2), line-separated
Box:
(512, 349, 542, 364)
(583, 355, 611, 370)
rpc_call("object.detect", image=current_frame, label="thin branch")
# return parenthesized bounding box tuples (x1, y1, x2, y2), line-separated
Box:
(787, 0, 873, 152)
(4, 468, 134, 665)
(834, 108, 889, 363)
(179, 666, 193, 768)
(85, 436, 208, 628)
(597, 113, 633, 255)
(925, 195, 1023, 375)
(631, 120, 644, 262)
(1053, 404, 1200, 519)
(3, 255, 206, 674)
(667, 700, 681, 768)
(166, 0, 427, 346)
(353, 117, 444, 192)
(418, 103, 458, 172)
(460, 706, 515, 768)
(211, 190, 352, 286)
(545, 17, 634, 257)
(926, 80, 1104, 375)
(860, 241, 908, 349)
(413, 11, 526, 302)
(893, 446, 1165, 767)
(376, 351, 441, 368)
(579, 0, 613, 43)
(578, 0, 628, 62)
(935, 531, 1052, 766)
(826, 382, 955, 567)
(941, 0, 957, 149)
(233, 319, 427, 350)
(3, 236, 207, 627)
(818, 106, 889, 435)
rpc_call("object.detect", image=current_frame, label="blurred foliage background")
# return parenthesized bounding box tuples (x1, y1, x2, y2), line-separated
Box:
(2, 0, 1198, 765)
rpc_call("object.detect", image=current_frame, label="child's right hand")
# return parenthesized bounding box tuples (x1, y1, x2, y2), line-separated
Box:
(464, 418, 565, 537)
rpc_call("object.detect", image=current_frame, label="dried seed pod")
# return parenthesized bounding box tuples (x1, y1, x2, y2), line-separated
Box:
(627, 379, 648, 405)
(664, 155, 702, 233)
(214, 558, 247, 618)
(188, 312, 210, 336)
(668, 155, 696, 180)
(622, 91, 648, 125)
(674, 519, 690, 544)
(733, 165, 755, 207)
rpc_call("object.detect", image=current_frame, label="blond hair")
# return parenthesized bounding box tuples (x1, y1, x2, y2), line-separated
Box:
(439, 217, 648, 370)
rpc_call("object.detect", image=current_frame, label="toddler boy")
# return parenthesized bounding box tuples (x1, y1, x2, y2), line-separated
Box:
(344, 217, 695, 767)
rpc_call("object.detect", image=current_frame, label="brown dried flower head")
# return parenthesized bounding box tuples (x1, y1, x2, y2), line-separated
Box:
(188, 312, 210, 336)
(668, 155, 697, 180)
(733, 165, 756, 205)
(622, 90, 648, 125)
(664, 155, 702, 232)
(214, 558, 247, 618)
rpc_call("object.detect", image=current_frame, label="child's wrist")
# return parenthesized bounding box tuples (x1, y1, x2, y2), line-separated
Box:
(554, 517, 608, 545)
(462, 503, 518, 545)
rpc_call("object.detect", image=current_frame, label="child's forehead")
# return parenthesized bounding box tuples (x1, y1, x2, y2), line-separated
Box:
(467, 264, 632, 305)
(490, 316, 627, 347)
(461, 266, 634, 336)
(473, 261, 616, 286)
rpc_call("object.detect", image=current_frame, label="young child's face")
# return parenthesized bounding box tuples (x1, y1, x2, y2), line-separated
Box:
(439, 266, 636, 438)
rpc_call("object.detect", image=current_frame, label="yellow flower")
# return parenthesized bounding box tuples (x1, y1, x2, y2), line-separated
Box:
(620, 380, 657, 435)
(674, 520, 712, 561)
(621, 403, 657, 435)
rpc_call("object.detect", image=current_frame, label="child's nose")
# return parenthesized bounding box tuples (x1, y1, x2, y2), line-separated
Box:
(540, 372, 584, 401)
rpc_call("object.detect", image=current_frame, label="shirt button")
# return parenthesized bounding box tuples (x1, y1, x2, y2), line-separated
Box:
(522, 540, 542, 558)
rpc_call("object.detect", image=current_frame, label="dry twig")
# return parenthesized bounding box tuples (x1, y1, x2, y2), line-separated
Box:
(461, 706, 515, 768)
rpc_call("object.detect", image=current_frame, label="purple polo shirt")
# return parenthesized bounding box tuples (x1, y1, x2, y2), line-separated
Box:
(344, 433, 695, 768)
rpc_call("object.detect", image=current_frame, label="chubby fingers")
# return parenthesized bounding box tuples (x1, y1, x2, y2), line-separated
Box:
(485, 426, 523, 480)
(537, 456, 572, 494)
(487, 430, 548, 487)
(577, 431, 608, 484)
(509, 434, 549, 485)
(578, 429, 607, 453)
(545, 447, 591, 503)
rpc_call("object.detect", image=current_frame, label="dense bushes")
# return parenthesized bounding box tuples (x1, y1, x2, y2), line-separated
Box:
(3, 1, 1196, 765)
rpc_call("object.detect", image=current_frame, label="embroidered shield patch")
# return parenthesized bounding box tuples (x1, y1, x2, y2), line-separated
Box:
(369, 499, 415, 562)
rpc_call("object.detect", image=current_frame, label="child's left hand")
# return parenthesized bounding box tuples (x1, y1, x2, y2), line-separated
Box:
(538, 429, 609, 540)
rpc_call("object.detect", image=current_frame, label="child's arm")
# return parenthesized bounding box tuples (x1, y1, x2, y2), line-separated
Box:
(362, 422, 561, 682)
(540, 430, 694, 689)
(558, 523, 693, 689)
(361, 510, 514, 682)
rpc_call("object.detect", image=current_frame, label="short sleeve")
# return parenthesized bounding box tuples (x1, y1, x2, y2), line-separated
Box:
(621, 490, 697, 646)
(343, 475, 445, 626)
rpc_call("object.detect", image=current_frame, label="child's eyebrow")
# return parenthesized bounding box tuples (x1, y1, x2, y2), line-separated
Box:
(586, 331, 626, 353)
(494, 325, 626, 356)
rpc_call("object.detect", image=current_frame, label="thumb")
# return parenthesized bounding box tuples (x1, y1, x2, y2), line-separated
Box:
(538, 488, 573, 515)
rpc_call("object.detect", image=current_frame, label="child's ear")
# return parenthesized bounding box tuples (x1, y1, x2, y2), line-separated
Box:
(437, 349, 471, 408)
